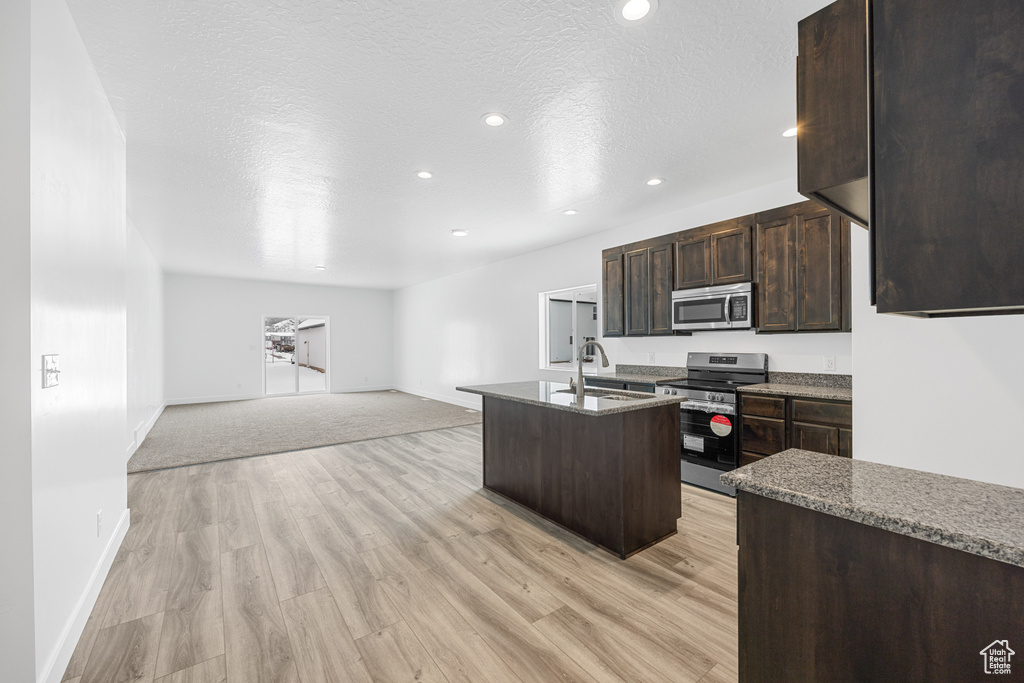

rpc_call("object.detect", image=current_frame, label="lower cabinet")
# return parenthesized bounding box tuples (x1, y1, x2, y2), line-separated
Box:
(740, 392, 852, 461)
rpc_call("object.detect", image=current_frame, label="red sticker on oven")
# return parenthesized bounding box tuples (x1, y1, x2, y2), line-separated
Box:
(710, 415, 732, 436)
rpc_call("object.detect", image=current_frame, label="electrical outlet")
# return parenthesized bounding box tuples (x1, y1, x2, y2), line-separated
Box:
(823, 356, 837, 372)
(647, 352, 656, 364)
(96, 510, 103, 538)
(42, 354, 60, 388)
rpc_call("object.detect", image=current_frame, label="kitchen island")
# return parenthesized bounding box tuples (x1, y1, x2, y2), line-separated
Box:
(456, 381, 686, 558)
(723, 451, 1024, 681)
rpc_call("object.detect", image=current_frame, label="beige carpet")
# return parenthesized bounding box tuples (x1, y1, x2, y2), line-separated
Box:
(127, 391, 482, 473)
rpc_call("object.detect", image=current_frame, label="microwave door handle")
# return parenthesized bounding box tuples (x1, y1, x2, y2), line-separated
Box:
(723, 294, 732, 323)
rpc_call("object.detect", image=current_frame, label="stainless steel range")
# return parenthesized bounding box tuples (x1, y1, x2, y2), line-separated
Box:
(657, 352, 768, 496)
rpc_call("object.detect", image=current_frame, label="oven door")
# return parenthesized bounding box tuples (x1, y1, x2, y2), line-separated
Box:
(679, 401, 738, 468)
(671, 284, 753, 331)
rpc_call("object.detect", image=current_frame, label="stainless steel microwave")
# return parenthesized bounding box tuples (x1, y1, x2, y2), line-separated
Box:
(671, 282, 753, 331)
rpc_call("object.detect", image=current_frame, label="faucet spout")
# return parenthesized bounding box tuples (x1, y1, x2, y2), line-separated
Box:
(576, 340, 610, 403)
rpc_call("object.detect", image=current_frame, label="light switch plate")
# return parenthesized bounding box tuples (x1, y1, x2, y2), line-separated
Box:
(647, 352, 656, 363)
(42, 355, 60, 388)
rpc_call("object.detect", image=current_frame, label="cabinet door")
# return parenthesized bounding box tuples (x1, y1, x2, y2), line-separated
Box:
(711, 225, 753, 285)
(649, 242, 674, 335)
(756, 216, 797, 332)
(796, 208, 843, 330)
(624, 248, 650, 336)
(740, 415, 786, 456)
(674, 233, 712, 290)
(873, 0, 1024, 316)
(796, 0, 869, 225)
(791, 421, 839, 456)
(839, 428, 853, 459)
(602, 251, 625, 337)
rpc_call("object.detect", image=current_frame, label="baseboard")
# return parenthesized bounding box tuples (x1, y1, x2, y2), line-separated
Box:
(40, 508, 130, 683)
(126, 402, 168, 459)
(393, 386, 482, 410)
(165, 393, 264, 406)
(331, 385, 396, 394)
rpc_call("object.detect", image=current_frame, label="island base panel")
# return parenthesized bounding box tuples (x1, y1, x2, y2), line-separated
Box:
(482, 396, 680, 559)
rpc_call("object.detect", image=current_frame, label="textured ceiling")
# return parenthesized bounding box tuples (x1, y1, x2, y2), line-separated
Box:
(65, 0, 830, 289)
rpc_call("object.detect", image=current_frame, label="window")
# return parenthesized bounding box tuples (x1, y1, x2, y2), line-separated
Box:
(540, 285, 598, 371)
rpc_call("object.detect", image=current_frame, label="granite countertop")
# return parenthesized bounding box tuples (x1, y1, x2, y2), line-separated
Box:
(456, 381, 686, 416)
(583, 364, 687, 385)
(722, 450, 1024, 568)
(739, 383, 853, 401)
(583, 371, 687, 384)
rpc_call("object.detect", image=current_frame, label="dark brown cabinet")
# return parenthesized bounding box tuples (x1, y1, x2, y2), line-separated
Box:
(602, 250, 624, 337)
(870, 0, 1024, 316)
(623, 248, 650, 336)
(603, 239, 674, 338)
(755, 201, 851, 333)
(796, 0, 869, 226)
(674, 233, 711, 290)
(674, 216, 753, 290)
(740, 392, 852, 459)
(798, 0, 1024, 317)
(648, 241, 674, 335)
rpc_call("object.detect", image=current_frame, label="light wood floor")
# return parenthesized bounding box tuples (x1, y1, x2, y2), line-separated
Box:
(63, 424, 739, 683)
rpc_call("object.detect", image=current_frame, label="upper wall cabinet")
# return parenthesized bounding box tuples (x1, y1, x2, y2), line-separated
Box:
(755, 201, 851, 333)
(796, 0, 869, 227)
(602, 249, 625, 337)
(618, 238, 675, 337)
(674, 216, 754, 290)
(871, 0, 1024, 316)
(799, 0, 1024, 317)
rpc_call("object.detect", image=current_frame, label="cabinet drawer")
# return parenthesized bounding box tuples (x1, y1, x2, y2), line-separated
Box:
(790, 399, 852, 428)
(741, 416, 786, 456)
(741, 395, 785, 419)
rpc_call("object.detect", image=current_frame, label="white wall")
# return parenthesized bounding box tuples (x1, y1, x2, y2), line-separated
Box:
(29, 1, 130, 681)
(851, 227, 1024, 488)
(127, 220, 164, 455)
(395, 178, 852, 409)
(0, 1, 38, 680)
(164, 274, 394, 402)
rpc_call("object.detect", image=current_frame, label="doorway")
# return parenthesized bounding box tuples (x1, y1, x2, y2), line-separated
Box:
(263, 316, 330, 395)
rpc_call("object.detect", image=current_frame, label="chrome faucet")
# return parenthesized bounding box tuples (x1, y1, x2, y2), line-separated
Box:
(576, 340, 610, 402)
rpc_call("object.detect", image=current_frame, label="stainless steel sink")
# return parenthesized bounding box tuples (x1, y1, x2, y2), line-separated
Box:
(554, 388, 656, 401)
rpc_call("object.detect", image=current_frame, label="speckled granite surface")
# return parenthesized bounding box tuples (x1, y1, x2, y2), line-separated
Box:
(722, 450, 1024, 567)
(456, 381, 685, 416)
(766, 371, 852, 389)
(616, 364, 688, 379)
(739, 383, 852, 401)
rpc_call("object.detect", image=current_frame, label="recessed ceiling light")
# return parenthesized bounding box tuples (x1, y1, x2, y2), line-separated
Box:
(563, 209, 579, 216)
(617, 0, 658, 24)
(646, 177, 664, 186)
(416, 170, 433, 179)
(314, 265, 326, 271)
(782, 127, 798, 138)
(450, 229, 469, 237)
(482, 113, 506, 127)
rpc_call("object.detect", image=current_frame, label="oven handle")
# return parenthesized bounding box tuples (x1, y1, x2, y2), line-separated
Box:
(724, 294, 732, 323)
(682, 401, 736, 415)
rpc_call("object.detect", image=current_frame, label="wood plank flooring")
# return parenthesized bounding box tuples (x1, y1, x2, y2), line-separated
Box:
(64, 424, 738, 682)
